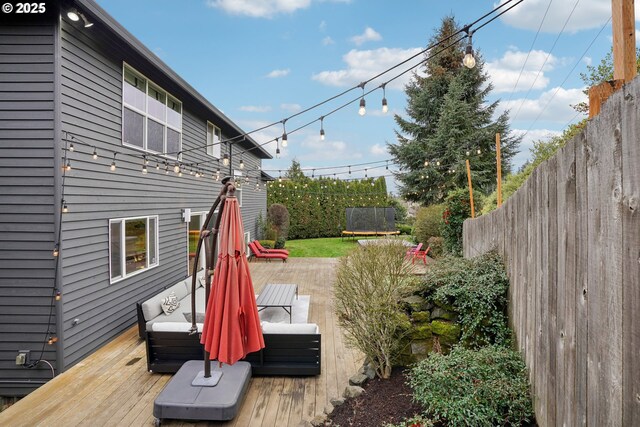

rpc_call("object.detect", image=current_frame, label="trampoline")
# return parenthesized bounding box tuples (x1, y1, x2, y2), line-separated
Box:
(342, 207, 398, 239)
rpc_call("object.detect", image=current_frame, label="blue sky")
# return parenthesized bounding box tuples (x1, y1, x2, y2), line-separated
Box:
(96, 0, 638, 191)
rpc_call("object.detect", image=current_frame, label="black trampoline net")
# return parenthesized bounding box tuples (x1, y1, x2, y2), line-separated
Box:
(345, 207, 396, 232)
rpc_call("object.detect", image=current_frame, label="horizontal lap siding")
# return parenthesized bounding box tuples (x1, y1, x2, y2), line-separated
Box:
(0, 24, 57, 397)
(59, 19, 265, 368)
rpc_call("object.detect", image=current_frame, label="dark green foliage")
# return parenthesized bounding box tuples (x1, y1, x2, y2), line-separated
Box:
(274, 236, 286, 249)
(409, 346, 534, 426)
(397, 224, 412, 235)
(387, 197, 408, 223)
(420, 252, 511, 348)
(426, 236, 443, 258)
(441, 188, 473, 256)
(389, 16, 520, 205)
(256, 211, 267, 240)
(267, 175, 389, 239)
(258, 239, 275, 249)
(412, 204, 445, 245)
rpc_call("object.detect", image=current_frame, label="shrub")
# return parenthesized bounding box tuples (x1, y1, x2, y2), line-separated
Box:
(258, 239, 275, 249)
(267, 203, 290, 240)
(412, 204, 445, 245)
(409, 346, 534, 426)
(397, 223, 412, 235)
(441, 189, 472, 256)
(256, 211, 268, 240)
(426, 236, 443, 258)
(385, 414, 434, 427)
(334, 241, 418, 378)
(274, 236, 286, 249)
(420, 252, 511, 348)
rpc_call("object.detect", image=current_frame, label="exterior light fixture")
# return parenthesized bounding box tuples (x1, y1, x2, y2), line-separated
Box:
(222, 153, 230, 166)
(67, 9, 80, 21)
(463, 30, 476, 69)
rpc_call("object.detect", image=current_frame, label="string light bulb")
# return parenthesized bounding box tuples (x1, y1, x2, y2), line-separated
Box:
(463, 31, 476, 69)
(142, 156, 148, 174)
(91, 147, 98, 160)
(381, 83, 388, 114)
(142, 164, 148, 174)
(223, 153, 229, 166)
(55, 290, 61, 301)
(320, 116, 325, 141)
(239, 158, 244, 169)
(62, 200, 68, 213)
(53, 244, 59, 257)
(477, 148, 482, 154)
(110, 153, 117, 171)
(69, 143, 75, 152)
(64, 160, 71, 171)
(436, 161, 440, 166)
(466, 150, 471, 156)
(215, 169, 220, 181)
(174, 163, 180, 173)
(358, 83, 366, 116)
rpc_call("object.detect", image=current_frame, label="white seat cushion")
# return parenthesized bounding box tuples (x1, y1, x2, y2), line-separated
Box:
(261, 322, 319, 335)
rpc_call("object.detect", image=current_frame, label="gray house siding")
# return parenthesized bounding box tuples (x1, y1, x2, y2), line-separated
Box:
(0, 23, 58, 396)
(58, 16, 267, 369)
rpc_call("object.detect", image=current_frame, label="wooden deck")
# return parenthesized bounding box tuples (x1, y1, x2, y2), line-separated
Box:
(0, 258, 364, 427)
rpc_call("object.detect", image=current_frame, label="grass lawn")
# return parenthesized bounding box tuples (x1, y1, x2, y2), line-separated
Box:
(284, 236, 413, 257)
(284, 237, 361, 258)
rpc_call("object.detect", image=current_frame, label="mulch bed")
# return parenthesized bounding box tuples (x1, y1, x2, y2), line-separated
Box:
(325, 368, 423, 427)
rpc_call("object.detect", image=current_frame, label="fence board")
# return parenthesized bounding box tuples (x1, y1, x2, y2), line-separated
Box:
(547, 156, 558, 427)
(622, 78, 640, 426)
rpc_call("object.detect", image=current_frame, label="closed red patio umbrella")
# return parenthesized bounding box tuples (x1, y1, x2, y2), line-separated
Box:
(200, 184, 264, 365)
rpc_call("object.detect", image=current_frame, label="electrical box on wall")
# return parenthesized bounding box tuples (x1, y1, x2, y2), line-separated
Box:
(182, 208, 191, 223)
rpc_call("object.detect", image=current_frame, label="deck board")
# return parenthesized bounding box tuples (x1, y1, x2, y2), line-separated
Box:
(0, 258, 364, 427)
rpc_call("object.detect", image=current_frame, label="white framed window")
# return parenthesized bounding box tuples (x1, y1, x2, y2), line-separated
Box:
(206, 122, 221, 159)
(122, 64, 182, 159)
(188, 212, 208, 276)
(109, 215, 159, 283)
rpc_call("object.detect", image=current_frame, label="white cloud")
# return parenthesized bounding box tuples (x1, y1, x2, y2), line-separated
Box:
(370, 143, 387, 155)
(350, 27, 382, 46)
(583, 56, 592, 66)
(497, 86, 587, 123)
(281, 103, 302, 112)
(266, 68, 290, 78)
(206, 0, 311, 18)
(485, 49, 560, 93)
(312, 47, 423, 90)
(322, 36, 335, 46)
(298, 134, 363, 162)
(497, 0, 613, 33)
(239, 105, 272, 112)
(319, 20, 326, 31)
(510, 128, 562, 170)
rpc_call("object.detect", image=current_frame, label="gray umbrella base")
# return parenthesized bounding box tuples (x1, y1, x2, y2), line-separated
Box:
(153, 360, 251, 422)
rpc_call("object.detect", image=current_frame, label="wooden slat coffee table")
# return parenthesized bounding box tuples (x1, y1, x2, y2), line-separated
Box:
(256, 284, 298, 323)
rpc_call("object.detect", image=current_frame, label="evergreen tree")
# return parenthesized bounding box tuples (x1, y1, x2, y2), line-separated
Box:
(389, 16, 520, 205)
(285, 159, 308, 181)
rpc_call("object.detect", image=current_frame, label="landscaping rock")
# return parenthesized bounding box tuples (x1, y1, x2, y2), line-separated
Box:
(411, 310, 431, 323)
(401, 295, 428, 311)
(363, 364, 376, 379)
(431, 307, 458, 321)
(330, 397, 346, 407)
(324, 403, 334, 415)
(343, 385, 365, 399)
(431, 320, 461, 347)
(411, 324, 433, 340)
(310, 414, 327, 426)
(349, 373, 368, 386)
(410, 340, 433, 355)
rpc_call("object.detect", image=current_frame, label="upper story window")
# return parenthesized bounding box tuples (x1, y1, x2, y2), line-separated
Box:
(122, 64, 182, 159)
(206, 122, 221, 159)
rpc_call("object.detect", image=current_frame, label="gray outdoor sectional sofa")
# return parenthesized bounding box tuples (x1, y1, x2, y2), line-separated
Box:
(135, 271, 321, 376)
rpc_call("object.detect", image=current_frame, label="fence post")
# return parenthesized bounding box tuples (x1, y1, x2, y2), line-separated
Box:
(496, 133, 502, 207)
(466, 159, 475, 218)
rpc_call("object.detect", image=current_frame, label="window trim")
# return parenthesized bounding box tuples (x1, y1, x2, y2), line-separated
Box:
(206, 121, 222, 159)
(109, 215, 159, 284)
(122, 62, 182, 160)
(187, 211, 207, 276)
(234, 170, 243, 207)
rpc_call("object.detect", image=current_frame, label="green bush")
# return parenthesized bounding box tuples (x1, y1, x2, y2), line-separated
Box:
(426, 236, 443, 258)
(441, 189, 472, 256)
(267, 203, 290, 240)
(397, 223, 412, 235)
(258, 239, 275, 249)
(334, 241, 418, 378)
(409, 346, 534, 427)
(420, 252, 511, 348)
(412, 204, 445, 245)
(385, 414, 434, 427)
(274, 236, 286, 249)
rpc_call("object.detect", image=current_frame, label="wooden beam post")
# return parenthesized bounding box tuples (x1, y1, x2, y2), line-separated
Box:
(496, 133, 502, 207)
(466, 159, 475, 219)
(612, 0, 637, 83)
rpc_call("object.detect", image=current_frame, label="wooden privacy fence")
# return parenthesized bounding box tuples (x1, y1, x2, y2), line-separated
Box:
(463, 78, 640, 427)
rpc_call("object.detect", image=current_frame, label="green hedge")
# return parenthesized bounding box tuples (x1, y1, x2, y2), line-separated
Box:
(267, 177, 389, 239)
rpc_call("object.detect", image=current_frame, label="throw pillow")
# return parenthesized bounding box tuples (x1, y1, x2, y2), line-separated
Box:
(160, 291, 180, 315)
(183, 312, 206, 323)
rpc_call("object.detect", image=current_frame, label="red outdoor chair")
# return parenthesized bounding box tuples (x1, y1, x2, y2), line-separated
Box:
(405, 243, 422, 259)
(248, 241, 288, 263)
(412, 246, 431, 264)
(253, 240, 289, 256)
